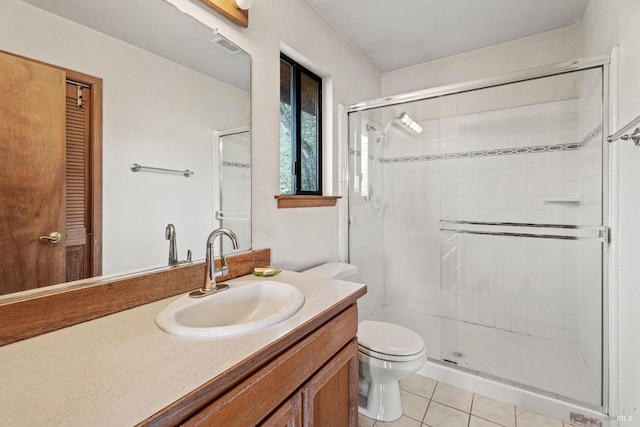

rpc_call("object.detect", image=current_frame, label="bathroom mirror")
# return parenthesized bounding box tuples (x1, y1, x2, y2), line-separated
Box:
(0, 0, 251, 299)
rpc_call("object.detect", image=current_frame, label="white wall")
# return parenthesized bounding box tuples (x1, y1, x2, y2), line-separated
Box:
(0, 0, 249, 274)
(166, 0, 382, 271)
(382, 25, 582, 97)
(582, 0, 640, 420)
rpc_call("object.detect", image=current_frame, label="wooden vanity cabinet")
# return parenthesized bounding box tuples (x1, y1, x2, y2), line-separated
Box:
(300, 339, 358, 426)
(181, 305, 359, 427)
(261, 391, 302, 426)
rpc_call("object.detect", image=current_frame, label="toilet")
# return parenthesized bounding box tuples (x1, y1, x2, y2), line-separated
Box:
(300, 262, 427, 422)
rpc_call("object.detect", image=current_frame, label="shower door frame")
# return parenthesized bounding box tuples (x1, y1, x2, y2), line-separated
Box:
(344, 55, 611, 412)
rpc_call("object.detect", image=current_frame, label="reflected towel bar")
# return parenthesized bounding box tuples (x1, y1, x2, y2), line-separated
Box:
(215, 211, 250, 221)
(607, 113, 640, 145)
(130, 163, 194, 177)
(440, 220, 608, 242)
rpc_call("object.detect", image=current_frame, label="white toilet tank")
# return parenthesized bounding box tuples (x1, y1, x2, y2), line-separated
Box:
(300, 262, 358, 281)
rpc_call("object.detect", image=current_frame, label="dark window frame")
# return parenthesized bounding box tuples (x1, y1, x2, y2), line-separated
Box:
(280, 53, 323, 196)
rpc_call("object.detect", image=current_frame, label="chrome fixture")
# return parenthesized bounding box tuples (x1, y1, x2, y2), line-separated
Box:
(190, 228, 239, 298)
(366, 123, 387, 143)
(440, 220, 608, 242)
(165, 224, 192, 267)
(215, 211, 251, 221)
(165, 224, 178, 266)
(607, 113, 640, 146)
(130, 163, 194, 177)
(395, 112, 422, 134)
(347, 55, 609, 113)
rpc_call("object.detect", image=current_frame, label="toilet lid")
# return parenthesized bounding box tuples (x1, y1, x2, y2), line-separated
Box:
(358, 320, 425, 356)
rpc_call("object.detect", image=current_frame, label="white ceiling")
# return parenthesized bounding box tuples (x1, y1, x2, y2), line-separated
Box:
(22, 0, 250, 90)
(306, 0, 590, 72)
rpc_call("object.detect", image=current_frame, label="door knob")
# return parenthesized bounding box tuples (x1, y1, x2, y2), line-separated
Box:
(39, 232, 62, 244)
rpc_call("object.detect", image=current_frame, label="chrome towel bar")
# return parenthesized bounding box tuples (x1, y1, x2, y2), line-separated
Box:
(607, 113, 640, 145)
(130, 163, 194, 177)
(215, 211, 250, 221)
(440, 220, 608, 242)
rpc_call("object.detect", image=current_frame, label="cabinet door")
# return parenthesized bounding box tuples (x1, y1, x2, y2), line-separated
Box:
(181, 306, 358, 427)
(301, 338, 359, 426)
(261, 391, 302, 427)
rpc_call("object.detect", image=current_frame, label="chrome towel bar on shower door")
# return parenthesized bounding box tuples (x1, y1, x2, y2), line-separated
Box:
(440, 220, 608, 242)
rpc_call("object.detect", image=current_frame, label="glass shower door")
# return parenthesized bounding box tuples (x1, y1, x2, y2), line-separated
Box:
(438, 66, 606, 408)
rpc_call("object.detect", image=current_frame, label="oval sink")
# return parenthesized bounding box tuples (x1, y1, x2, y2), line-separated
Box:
(156, 281, 305, 339)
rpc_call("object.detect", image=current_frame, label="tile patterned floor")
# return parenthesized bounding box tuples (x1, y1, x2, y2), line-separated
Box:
(358, 374, 579, 427)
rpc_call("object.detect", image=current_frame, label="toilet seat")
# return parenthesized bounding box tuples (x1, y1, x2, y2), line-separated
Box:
(358, 320, 425, 361)
(359, 344, 426, 362)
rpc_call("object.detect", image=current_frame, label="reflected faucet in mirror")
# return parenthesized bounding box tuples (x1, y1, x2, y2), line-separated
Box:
(165, 224, 192, 267)
(189, 228, 239, 298)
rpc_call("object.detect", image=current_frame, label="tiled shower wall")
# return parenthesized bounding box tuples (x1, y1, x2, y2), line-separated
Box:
(377, 72, 603, 385)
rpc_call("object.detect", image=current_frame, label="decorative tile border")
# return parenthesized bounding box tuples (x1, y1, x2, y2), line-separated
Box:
(222, 161, 251, 168)
(349, 125, 602, 164)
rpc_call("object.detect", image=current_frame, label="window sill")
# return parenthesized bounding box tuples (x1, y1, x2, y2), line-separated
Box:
(274, 195, 341, 209)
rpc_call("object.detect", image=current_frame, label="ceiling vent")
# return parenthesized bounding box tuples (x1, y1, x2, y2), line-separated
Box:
(211, 31, 241, 54)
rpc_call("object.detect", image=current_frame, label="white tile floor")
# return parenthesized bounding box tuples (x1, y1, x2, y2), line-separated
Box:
(358, 374, 579, 427)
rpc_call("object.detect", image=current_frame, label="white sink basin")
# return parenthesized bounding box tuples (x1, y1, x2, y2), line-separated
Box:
(155, 280, 305, 339)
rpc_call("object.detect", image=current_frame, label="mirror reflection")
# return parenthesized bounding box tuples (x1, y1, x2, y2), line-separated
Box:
(218, 129, 252, 254)
(0, 0, 251, 298)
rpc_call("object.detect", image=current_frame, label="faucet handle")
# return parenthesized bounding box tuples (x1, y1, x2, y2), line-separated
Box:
(214, 255, 229, 277)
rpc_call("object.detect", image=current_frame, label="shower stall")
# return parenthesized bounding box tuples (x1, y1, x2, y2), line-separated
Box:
(346, 58, 609, 411)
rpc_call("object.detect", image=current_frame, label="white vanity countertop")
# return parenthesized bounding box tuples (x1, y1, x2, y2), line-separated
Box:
(0, 270, 366, 426)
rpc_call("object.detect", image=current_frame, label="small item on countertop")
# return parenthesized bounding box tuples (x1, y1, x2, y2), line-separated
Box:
(252, 266, 281, 277)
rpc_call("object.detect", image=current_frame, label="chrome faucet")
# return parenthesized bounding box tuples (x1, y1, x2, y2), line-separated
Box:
(189, 228, 239, 298)
(165, 224, 178, 266)
(165, 223, 192, 267)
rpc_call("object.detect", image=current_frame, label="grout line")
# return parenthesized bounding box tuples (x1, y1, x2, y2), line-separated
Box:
(364, 376, 571, 427)
(470, 392, 477, 415)
(422, 395, 433, 423)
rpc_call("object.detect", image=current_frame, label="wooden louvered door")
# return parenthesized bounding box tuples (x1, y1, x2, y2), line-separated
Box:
(65, 82, 93, 282)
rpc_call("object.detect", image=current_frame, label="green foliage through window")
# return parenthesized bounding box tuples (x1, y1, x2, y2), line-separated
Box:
(279, 54, 322, 195)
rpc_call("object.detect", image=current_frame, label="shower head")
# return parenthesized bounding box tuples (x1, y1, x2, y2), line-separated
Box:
(395, 112, 422, 134)
(365, 112, 422, 144)
(366, 123, 387, 143)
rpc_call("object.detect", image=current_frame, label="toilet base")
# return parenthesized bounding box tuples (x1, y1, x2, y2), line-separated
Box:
(358, 379, 403, 422)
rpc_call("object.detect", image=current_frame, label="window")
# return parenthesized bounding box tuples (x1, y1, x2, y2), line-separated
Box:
(280, 54, 322, 195)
